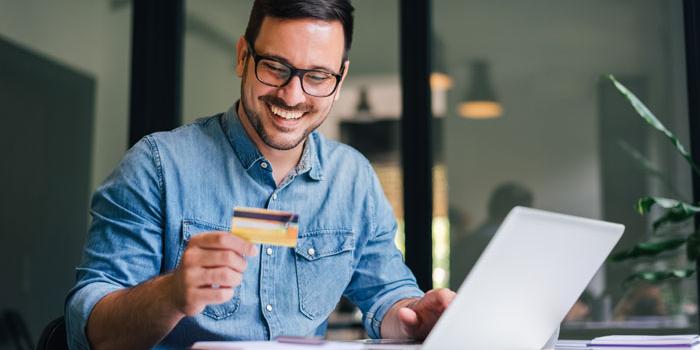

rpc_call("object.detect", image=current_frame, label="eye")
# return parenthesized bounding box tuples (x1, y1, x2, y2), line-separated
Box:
(261, 60, 288, 74)
(306, 72, 333, 82)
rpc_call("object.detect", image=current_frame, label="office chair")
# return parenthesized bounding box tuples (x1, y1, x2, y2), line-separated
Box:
(35, 316, 67, 350)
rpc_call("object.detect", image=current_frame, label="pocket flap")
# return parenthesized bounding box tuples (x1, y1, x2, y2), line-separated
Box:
(295, 230, 355, 261)
(183, 218, 229, 241)
(176, 219, 230, 268)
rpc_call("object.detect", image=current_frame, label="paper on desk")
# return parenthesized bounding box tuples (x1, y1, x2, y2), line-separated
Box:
(191, 340, 365, 350)
(587, 335, 700, 350)
(590, 334, 700, 345)
(555, 340, 592, 350)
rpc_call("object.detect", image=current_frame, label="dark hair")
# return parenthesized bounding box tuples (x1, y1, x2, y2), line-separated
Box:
(488, 182, 534, 220)
(244, 0, 354, 60)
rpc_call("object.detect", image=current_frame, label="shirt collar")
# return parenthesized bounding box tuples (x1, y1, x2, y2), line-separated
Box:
(221, 102, 323, 181)
(296, 132, 323, 181)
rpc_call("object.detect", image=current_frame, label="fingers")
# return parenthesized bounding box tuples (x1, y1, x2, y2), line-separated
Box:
(184, 248, 249, 272)
(404, 288, 456, 335)
(399, 305, 431, 340)
(168, 267, 241, 316)
(421, 288, 455, 311)
(435, 288, 456, 308)
(172, 232, 256, 316)
(193, 267, 243, 288)
(398, 307, 419, 327)
(190, 231, 258, 256)
(182, 232, 259, 272)
(187, 285, 236, 305)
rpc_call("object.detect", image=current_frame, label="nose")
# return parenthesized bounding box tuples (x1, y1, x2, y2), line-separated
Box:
(276, 75, 306, 107)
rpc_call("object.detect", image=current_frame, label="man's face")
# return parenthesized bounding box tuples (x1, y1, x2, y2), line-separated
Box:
(236, 17, 348, 151)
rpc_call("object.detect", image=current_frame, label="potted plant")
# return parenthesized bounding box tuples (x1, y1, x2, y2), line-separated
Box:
(607, 75, 700, 287)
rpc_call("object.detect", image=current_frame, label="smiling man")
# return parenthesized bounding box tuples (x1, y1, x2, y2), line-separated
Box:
(65, 1, 455, 349)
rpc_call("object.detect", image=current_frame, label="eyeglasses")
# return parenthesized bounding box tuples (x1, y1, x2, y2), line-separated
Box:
(247, 43, 344, 98)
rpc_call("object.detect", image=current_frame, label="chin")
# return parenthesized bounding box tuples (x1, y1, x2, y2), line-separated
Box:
(261, 131, 307, 151)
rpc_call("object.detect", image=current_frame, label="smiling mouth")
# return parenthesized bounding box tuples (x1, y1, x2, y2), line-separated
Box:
(269, 104, 305, 120)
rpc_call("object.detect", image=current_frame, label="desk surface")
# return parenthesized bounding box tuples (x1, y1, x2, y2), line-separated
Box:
(190, 339, 583, 350)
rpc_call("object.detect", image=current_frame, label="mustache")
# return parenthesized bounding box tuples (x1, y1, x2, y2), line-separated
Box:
(259, 95, 312, 112)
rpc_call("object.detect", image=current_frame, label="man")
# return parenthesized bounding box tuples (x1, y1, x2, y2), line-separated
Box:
(450, 182, 533, 288)
(66, 1, 455, 349)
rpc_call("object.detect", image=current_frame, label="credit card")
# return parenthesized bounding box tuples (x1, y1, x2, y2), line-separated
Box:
(231, 207, 299, 247)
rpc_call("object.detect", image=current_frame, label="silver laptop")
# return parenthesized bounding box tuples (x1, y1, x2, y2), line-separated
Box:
(416, 206, 624, 350)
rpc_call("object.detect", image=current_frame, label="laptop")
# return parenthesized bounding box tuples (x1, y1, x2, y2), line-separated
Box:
(415, 206, 624, 350)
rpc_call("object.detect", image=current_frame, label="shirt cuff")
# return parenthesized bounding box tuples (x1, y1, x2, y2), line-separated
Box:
(65, 281, 122, 350)
(364, 287, 424, 339)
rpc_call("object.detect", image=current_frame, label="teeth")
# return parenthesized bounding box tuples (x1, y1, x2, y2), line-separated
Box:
(270, 105, 304, 120)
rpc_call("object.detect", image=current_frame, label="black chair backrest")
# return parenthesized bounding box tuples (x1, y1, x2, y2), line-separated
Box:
(35, 316, 67, 350)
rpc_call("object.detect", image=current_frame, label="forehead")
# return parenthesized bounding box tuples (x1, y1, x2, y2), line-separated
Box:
(255, 16, 345, 70)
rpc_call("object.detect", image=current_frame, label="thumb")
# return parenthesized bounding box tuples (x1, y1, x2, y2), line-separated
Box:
(398, 306, 419, 327)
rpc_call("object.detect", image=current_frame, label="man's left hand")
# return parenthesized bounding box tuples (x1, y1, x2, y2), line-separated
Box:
(381, 288, 456, 340)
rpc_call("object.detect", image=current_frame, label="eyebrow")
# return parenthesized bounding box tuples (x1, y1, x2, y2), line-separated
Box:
(259, 51, 341, 75)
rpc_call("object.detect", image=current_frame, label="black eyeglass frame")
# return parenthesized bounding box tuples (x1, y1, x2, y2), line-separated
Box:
(246, 43, 345, 98)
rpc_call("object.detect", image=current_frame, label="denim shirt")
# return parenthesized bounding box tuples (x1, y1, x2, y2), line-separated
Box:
(65, 104, 424, 349)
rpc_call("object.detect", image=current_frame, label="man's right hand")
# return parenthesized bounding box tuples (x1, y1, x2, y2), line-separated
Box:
(168, 232, 258, 316)
(86, 232, 257, 349)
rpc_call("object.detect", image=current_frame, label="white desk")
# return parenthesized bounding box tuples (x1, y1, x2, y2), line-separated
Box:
(190, 339, 585, 350)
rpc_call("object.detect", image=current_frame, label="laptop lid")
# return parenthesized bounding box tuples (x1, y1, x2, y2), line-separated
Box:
(422, 206, 624, 350)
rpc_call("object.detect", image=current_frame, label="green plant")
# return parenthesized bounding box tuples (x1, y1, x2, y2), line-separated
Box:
(607, 74, 700, 286)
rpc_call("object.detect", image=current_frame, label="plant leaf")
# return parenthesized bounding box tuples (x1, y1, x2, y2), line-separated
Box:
(610, 237, 687, 262)
(608, 75, 700, 176)
(635, 197, 694, 214)
(618, 141, 688, 201)
(635, 197, 700, 231)
(622, 268, 695, 288)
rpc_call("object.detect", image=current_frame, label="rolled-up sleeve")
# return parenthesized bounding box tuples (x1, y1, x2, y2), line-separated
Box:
(65, 136, 164, 349)
(343, 164, 424, 339)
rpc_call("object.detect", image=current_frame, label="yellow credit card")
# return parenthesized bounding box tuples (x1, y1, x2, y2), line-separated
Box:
(231, 207, 299, 247)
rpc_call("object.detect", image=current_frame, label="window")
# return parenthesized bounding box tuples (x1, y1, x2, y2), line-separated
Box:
(433, 0, 695, 336)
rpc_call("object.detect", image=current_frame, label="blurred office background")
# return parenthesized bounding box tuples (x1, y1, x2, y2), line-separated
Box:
(0, 0, 698, 347)
(0, 1, 132, 348)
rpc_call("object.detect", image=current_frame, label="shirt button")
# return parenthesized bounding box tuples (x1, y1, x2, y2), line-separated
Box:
(266, 304, 273, 312)
(260, 162, 268, 169)
(307, 248, 315, 256)
(266, 247, 273, 256)
(271, 193, 277, 201)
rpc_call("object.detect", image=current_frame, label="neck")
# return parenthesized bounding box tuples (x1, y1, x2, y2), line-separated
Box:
(237, 102, 304, 185)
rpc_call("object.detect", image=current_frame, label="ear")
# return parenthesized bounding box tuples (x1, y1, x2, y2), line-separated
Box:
(235, 36, 248, 78)
(334, 60, 351, 102)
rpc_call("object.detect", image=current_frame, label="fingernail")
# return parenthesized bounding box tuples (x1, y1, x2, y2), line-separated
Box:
(249, 245, 259, 256)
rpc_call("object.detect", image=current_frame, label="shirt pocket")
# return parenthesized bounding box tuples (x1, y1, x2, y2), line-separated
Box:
(176, 218, 242, 320)
(294, 229, 355, 320)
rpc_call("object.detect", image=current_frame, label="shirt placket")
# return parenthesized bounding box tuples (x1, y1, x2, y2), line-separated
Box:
(257, 161, 298, 339)
(259, 241, 279, 338)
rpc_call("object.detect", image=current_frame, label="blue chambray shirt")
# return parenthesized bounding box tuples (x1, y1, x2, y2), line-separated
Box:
(65, 104, 424, 349)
